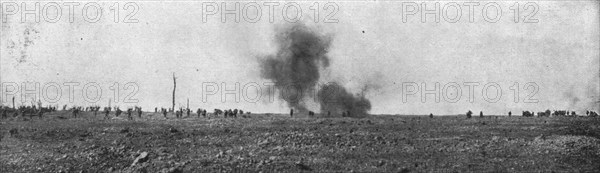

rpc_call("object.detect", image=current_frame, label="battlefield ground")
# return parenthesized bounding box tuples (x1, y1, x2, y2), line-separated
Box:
(1, 112, 599, 172)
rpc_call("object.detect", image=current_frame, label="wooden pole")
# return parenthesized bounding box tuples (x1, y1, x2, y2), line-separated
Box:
(172, 73, 176, 112)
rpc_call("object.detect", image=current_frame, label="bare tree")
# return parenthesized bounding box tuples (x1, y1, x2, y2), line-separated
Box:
(172, 73, 176, 112)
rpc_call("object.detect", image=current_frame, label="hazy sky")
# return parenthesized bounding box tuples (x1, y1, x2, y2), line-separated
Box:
(1, 1, 599, 115)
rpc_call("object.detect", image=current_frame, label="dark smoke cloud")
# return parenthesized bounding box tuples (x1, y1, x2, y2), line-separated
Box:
(259, 23, 372, 116)
(259, 23, 332, 112)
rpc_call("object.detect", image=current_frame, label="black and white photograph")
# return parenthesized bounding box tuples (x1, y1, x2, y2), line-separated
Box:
(0, 0, 599, 172)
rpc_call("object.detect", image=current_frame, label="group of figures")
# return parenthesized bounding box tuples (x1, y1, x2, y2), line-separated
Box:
(0, 104, 256, 121)
(212, 108, 251, 118)
(2, 104, 599, 121)
(521, 110, 598, 117)
(0, 105, 57, 120)
(462, 110, 599, 118)
(289, 109, 339, 117)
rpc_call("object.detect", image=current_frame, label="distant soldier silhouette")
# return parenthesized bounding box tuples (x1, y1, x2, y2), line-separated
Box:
(508, 111, 512, 117)
(93, 107, 99, 117)
(116, 108, 122, 117)
(197, 108, 202, 118)
(72, 108, 79, 118)
(127, 108, 133, 120)
(24, 109, 30, 120)
(429, 113, 433, 118)
(186, 108, 191, 117)
(37, 109, 43, 119)
(137, 108, 143, 118)
(155, 107, 158, 113)
(214, 109, 221, 117)
(202, 110, 207, 117)
(466, 110, 472, 118)
(103, 108, 110, 119)
(162, 109, 168, 118)
(479, 111, 483, 118)
(290, 109, 294, 117)
(1, 109, 7, 119)
(179, 108, 184, 118)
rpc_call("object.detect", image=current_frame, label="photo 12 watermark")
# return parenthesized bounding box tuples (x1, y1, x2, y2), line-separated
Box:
(1, 1, 139, 23)
(401, 1, 539, 23)
(400, 82, 539, 104)
(197, 81, 540, 104)
(201, 1, 339, 23)
(0, 81, 140, 106)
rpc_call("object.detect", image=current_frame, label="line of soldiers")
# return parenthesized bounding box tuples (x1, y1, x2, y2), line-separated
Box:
(71, 106, 104, 118)
(522, 110, 599, 117)
(0, 105, 52, 120)
(212, 108, 252, 118)
(3, 104, 257, 121)
(288, 109, 344, 117)
(462, 110, 600, 118)
(153, 107, 248, 119)
(522, 111, 535, 117)
(223, 109, 242, 118)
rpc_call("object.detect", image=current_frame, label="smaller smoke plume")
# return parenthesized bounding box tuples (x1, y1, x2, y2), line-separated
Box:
(318, 82, 372, 117)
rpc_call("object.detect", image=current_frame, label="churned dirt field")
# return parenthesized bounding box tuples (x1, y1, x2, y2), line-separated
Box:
(1, 112, 599, 172)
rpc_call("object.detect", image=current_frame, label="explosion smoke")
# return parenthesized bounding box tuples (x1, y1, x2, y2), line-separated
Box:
(259, 23, 371, 116)
(318, 83, 372, 117)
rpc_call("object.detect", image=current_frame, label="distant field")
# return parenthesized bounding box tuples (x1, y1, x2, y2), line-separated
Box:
(1, 112, 599, 172)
